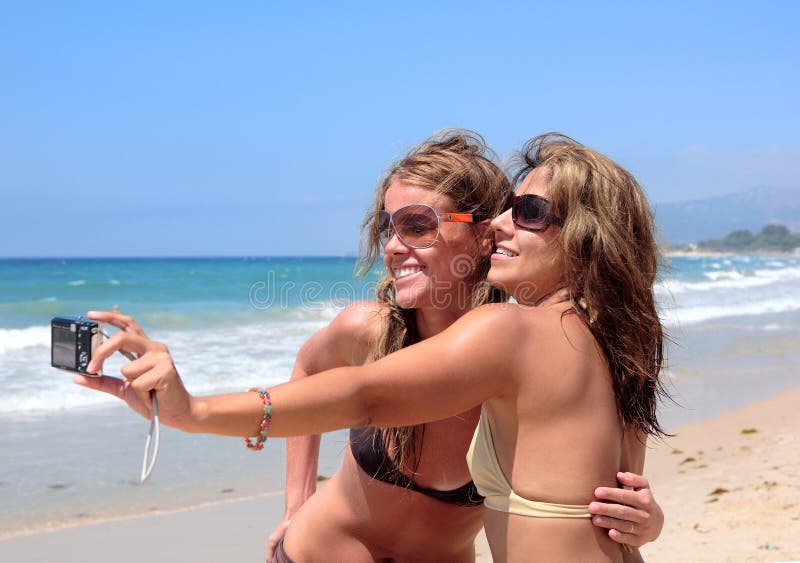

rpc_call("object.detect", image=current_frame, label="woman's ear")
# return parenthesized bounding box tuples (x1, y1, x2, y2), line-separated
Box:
(475, 220, 494, 257)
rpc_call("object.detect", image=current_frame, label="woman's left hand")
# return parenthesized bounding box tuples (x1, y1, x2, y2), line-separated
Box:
(589, 472, 664, 546)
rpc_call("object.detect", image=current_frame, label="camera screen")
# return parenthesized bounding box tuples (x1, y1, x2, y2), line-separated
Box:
(52, 323, 76, 370)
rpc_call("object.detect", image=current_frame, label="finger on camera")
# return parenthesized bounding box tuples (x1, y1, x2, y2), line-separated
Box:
(108, 332, 152, 360)
(86, 332, 128, 372)
(617, 471, 650, 490)
(87, 310, 126, 328)
(120, 354, 163, 379)
(88, 310, 145, 335)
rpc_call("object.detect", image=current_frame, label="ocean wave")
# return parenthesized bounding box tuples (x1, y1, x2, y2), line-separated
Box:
(67, 280, 87, 286)
(703, 270, 746, 281)
(661, 295, 800, 326)
(659, 266, 800, 295)
(0, 326, 50, 355)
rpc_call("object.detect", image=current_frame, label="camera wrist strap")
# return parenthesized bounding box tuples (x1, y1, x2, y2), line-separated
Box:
(141, 390, 160, 482)
(102, 332, 160, 483)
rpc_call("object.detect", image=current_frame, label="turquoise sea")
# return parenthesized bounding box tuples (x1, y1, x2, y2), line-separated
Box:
(0, 254, 799, 537)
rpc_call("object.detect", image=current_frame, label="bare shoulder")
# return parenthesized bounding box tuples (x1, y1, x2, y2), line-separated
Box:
(456, 302, 599, 373)
(331, 300, 385, 343)
(326, 301, 385, 359)
(442, 302, 537, 354)
(457, 301, 551, 336)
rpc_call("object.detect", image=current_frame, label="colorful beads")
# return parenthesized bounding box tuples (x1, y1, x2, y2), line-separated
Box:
(244, 388, 272, 451)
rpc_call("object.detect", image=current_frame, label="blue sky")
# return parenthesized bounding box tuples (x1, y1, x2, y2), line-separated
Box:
(1, 1, 797, 257)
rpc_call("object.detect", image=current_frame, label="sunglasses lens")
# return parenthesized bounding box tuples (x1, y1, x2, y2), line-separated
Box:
(393, 205, 439, 248)
(378, 211, 391, 245)
(512, 196, 551, 231)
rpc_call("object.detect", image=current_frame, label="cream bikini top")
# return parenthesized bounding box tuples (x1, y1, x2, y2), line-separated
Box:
(466, 408, 591, 518)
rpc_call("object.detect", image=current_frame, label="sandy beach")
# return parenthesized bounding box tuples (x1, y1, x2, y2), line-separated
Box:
(640, 385, 800, 563)
(1, 384, 796, 562)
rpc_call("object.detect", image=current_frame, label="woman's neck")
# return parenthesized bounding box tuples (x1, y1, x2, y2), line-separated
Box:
(414, 303, 472, 340)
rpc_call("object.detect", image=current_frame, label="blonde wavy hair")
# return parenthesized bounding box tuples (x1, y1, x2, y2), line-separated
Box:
(356, 129, 512, 471)
(511, 133, 668, 437)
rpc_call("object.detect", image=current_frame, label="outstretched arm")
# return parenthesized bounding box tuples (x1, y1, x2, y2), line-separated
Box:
(79, 303, 518, 437)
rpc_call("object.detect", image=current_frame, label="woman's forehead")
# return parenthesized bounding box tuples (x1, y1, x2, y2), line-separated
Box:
(384, 180, 456, 211)
(516, 168, 551, 198)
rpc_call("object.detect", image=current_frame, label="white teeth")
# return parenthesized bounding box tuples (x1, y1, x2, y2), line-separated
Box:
(495, 248, 518, 257)
(394, 266, 423, 279)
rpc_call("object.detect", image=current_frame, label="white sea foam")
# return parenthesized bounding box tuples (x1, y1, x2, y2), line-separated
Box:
(67, 280, 87, 286)
(0, 326, 50, 355)
(703, 270, 745, 281)
(659, 266, 800, 295)
(656, 258, 800, 326)
(660, 295, 800, 326)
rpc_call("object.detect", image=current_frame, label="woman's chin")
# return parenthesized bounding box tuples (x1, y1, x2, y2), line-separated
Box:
(487, 269, 509, 289)
(394, 287, 426, 309)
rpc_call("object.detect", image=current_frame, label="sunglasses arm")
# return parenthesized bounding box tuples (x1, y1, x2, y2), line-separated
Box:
(441, 213, 474, 223)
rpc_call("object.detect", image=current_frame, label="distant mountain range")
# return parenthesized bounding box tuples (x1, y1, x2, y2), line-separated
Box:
(653, 187, 800, 245)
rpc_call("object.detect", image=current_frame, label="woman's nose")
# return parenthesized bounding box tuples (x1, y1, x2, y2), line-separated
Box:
(383, 226, 410, 254)
(490, 207, 514, 236)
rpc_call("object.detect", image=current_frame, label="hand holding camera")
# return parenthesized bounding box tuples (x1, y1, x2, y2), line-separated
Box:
(69, 311, 195, 430)
(52, 310, 196, 481)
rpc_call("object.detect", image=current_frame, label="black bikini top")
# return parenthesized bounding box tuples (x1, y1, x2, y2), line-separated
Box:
(349, 426, 484, 507)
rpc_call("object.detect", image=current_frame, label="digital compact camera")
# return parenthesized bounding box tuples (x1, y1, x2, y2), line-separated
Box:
(51, 315, 102, 375)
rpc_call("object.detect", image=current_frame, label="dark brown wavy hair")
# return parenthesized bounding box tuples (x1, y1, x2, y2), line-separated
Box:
(356, 129, 512, 470)
(511, 133, 668, 437)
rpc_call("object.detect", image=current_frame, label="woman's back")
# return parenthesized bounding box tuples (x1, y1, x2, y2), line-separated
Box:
(476, 301, 626, 562)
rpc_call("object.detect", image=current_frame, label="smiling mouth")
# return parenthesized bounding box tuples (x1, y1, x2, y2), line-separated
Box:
(393, 266, 425, 279)
(494, 248, 518, 257)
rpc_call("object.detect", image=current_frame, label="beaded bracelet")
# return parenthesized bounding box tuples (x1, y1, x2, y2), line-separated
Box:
(244, 388, 272, 451)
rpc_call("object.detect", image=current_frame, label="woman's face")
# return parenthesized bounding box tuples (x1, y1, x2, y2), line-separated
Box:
(382, 180, 488, 311)
(487, 167, 564, 305)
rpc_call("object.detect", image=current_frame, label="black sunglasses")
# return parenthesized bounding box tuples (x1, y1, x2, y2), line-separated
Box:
(510, 194, 563, 232)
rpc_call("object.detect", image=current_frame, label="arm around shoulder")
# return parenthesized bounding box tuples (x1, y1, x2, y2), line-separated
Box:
(266, 303, 523, 435)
